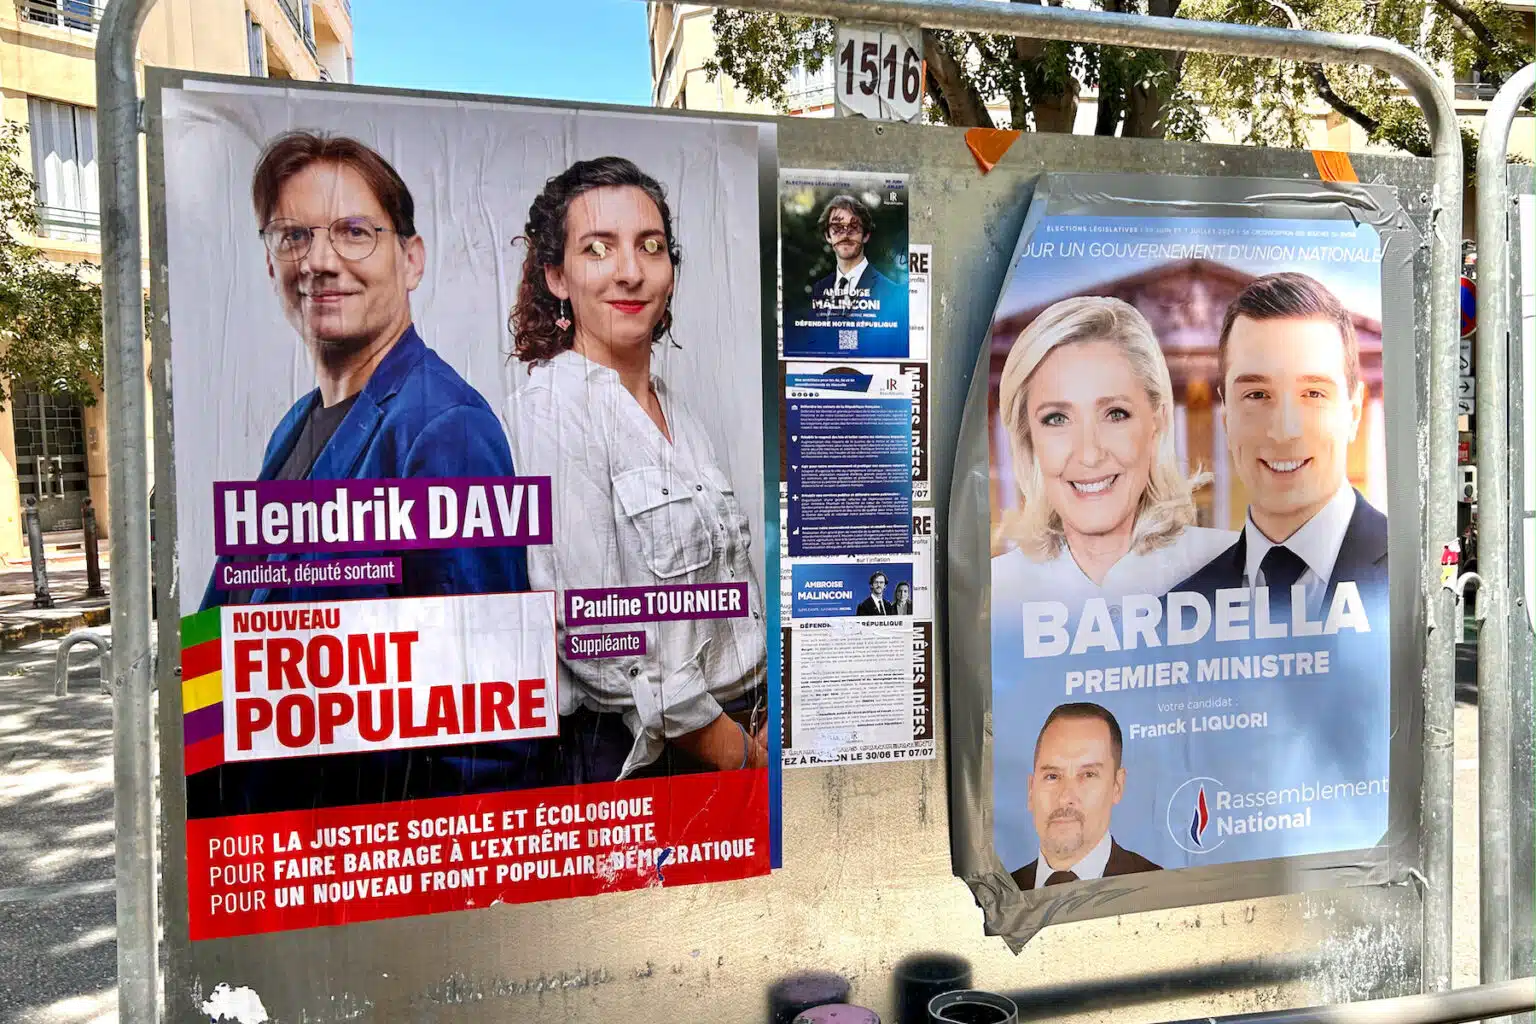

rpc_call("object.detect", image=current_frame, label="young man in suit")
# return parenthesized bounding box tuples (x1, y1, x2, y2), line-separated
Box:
(1174, 272, 1387, 618)
(807, 194, 903, 316)
(856, 571, 895, 616)
(1011, 702, 1160, 889)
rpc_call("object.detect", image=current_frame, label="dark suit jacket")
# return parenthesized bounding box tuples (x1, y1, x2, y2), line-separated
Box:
(856, 596, 893, 616)
(810, 264, 903, 314)
(1171, 488, 1388, 606)
(1010, 838, 1160, 890)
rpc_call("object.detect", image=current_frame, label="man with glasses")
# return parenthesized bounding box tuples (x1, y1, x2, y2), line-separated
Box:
(189, 132, 543, 816)
(199, 130, 527, 610)
(808, 194, 903, 320)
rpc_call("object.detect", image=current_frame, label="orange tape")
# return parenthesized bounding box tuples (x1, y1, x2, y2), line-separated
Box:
(1311, 150, 1359, 183)
(966, 128, 1023, 174)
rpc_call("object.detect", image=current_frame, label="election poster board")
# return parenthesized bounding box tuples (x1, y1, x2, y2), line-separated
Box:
(780, 169, 910, 359)
(956, 172, 1421, 943)
(157, 81, 779, 941)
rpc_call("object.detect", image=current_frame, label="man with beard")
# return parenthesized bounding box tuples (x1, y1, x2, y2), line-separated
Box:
(1011, 702, 1160, 889)
(807, 194, 903, 317)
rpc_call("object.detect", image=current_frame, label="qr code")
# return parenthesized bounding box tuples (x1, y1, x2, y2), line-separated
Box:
(838, 330, 858, 350)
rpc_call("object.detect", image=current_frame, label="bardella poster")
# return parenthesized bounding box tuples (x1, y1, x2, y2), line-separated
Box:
(986, 186, 1395, 901)
(158, 81, 777, 940)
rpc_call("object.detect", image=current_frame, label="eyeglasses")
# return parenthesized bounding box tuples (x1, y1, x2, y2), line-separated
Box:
(825, 219, 864, 239)
(260, 217, 396, 262)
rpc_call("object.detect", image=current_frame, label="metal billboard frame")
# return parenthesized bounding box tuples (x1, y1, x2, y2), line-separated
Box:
(97, 0, 1467, 1019)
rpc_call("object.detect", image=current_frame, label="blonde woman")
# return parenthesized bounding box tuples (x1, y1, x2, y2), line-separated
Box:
(992, 296, 1235, 607)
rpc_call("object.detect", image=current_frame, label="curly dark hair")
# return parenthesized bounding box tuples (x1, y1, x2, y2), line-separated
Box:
(509, 156, 682, 364)
(816, 194, 874, 238)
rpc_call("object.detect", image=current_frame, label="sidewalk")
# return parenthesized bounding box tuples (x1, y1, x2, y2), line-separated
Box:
(0, 547, 111, 652)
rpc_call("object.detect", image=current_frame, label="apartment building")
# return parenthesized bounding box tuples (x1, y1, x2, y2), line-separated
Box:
(0, 0, 353, 559)
(647, 2, 1534, 154)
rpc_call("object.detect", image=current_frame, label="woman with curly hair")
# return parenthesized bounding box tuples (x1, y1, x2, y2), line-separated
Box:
(506, 156, 768, 783)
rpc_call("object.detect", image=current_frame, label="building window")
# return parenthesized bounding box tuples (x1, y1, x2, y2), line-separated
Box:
(247, 11, 267, 77)
(27, 97, 99, 243)
(19, 0, 102, 33)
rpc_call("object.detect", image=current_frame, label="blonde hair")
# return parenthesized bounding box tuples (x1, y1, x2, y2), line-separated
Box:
(998, 295, 1207, 561)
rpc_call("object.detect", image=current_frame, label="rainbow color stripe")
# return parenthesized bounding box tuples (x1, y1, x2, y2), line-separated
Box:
(180, 608, 223, 776)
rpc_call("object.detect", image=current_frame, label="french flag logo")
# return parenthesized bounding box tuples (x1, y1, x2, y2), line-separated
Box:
(1189, 786, 1211, 848)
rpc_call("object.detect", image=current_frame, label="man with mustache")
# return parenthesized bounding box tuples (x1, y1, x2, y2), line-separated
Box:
(1011, 702, 1159, 889)
(807, 194, 903, 318)
(1173, 272, 1387, 618)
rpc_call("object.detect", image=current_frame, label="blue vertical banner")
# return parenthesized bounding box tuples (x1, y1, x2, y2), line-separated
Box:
(780, 169, 910, 358)
(986, 209, 1393, 892)
(785, 366, 915, 557)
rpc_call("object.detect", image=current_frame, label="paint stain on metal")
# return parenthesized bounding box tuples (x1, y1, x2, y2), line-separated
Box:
(201, 983, 271, 1023)
(422, 968, 614, 1005)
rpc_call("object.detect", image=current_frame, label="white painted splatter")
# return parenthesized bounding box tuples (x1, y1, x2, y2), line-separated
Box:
(201, 983, 270, 1023)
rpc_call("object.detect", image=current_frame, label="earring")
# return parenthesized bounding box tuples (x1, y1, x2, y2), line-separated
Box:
(555, 299, 572, 332)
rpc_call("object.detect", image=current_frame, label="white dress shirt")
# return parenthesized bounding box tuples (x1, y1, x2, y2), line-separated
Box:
(834, 258, 869, 294)
(1033, 831, 1113, 888)
(506, 350, 767, 778)
(993, 525, 1236, 610)
(1241, 481, 1356, 617)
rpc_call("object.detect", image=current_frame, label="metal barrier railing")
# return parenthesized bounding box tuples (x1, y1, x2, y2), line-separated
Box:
(100, 0, 1468, 1019)
(1158, 977, 1534, 1024)
(1474, 61, 1536, 1024)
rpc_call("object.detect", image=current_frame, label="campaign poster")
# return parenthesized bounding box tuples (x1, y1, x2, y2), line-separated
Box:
(158, 81, 777, 940)
(987, 208, 1392, 896)
(780, 508, 936, 766)
(780, 170, 910, 358)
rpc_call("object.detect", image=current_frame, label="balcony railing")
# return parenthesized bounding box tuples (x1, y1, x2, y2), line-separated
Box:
(275, 0, 319, 61)
(35, 204, 101, 244)
(16, 0, 103, 33)
(1455, 80, 1502, 101)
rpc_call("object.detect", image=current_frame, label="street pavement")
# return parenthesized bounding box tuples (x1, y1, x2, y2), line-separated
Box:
(0, 630, 1500, 1022)
(0, 627, 119, 1024)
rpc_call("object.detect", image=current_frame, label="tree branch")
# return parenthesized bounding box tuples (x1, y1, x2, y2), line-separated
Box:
(1426, 0, 1508, 60)
(922, 31, 995, 127)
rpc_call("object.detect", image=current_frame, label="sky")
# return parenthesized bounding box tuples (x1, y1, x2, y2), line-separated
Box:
(352, 0, 654, 107)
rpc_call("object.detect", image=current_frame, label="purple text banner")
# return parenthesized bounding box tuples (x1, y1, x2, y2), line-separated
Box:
(565, 584, 750, 626)
(213, 478, 552, 556)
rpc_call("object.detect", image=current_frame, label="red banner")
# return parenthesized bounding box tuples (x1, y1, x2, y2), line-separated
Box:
(186, 769, 769, 940)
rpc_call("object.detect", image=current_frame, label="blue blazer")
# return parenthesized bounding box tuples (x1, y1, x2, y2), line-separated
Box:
(809, 264, 903, 315)
(186, 326, 552, 819)
(199, 324, 528, 609)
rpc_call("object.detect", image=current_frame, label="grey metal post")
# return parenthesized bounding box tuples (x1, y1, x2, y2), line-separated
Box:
(97, 0, 160, 1020)
(1474, 61, 1536, 1024)
(23, 495, 53, 608)
(704, 0, 1465, 993)
(82, 496, 105, 598)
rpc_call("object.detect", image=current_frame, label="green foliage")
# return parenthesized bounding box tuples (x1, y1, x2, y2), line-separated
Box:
(0, 120, 103, 410)
(703, 12, 836, 109)
(704, 0, 1530, 170)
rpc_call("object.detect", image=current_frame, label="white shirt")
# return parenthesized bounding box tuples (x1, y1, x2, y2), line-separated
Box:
(1241, 482, 1356, 617)
(834, 258, 869, 294)
(1033, 831, 1113, 888)
(993, 525, 1236, 610)
(506, 350, 767, 779)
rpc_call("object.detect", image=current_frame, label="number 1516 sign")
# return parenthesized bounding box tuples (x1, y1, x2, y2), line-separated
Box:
(835, 22, 926, 123)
